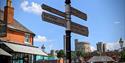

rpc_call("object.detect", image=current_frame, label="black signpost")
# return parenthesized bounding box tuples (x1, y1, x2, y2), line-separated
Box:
(41, 0, 88, 63)
(65, 0, 72, 63)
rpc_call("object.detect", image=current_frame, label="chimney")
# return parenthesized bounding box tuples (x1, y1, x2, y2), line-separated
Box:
(4, 0, 14, 24)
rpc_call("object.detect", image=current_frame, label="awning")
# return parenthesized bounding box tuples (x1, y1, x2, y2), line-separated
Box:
(2, 42, 47, 56)
(87, 56, 114, 62)
(0, 48, 12, 56)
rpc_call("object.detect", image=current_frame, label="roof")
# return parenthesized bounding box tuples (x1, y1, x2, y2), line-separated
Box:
(0, 48, 12, 56)
(0, 9, 35, 35)
(87, 56, 114, 62)
(1, 42, 48, 56)
(8, 19, 34, 34)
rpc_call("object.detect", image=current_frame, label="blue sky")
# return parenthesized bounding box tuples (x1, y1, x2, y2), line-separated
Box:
(0, 0, 125, 52)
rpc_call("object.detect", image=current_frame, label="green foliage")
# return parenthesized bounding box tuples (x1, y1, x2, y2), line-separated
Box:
(57, 50, 65, 58)
(76, 51, 85, 57)
(119, 51, 125, 62)
(71, 51, 77, 59)
(56, 50, 89, 59)
(121, 51, 125, 58)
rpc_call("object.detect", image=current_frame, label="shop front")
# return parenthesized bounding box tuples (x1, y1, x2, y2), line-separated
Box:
(11, 53, 33, 63)
(0, 42, 48, 63)
(0, 48, 12, 63)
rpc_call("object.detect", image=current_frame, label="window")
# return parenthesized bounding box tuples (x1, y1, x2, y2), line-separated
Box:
(24, 33, 30, 44)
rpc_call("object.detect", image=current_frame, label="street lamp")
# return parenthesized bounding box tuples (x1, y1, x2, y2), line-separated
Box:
(41, 44, 45, 52)
(119, 38, 124, 50)
(41, 45, 45, 60)
(119, 38, 125, 62)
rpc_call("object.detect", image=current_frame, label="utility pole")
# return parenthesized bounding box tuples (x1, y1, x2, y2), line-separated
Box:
(65, 0, 71, 63)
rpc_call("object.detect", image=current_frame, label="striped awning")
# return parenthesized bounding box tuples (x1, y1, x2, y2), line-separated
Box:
(1, 42, 47, 56)
(0, 48, 12, 56)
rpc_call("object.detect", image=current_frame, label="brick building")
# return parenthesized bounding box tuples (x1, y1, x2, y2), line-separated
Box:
(0, 0, 47, 63)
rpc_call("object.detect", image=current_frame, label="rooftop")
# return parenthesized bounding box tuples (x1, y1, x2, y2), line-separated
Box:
(0, 9, 35, 35)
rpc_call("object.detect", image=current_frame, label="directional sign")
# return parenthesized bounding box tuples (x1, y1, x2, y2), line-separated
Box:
(42, 4, 87, 21)
(42, 12, 66, 27)
(0, 20, 7, 37)
(42, 4, 66, 18)
(71, 22, 88, 36)
(71, 7, 87, 21)
(42, 12, 88, 36)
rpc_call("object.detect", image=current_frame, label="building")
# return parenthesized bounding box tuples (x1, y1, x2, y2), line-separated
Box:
(0, 0, 47, 63)
(75, 39, 91, 53)
(50, 50, 57, 56)
(96, 42, 106, 53)
(87, 56, 114, 63)
(36, 50, 63, 63)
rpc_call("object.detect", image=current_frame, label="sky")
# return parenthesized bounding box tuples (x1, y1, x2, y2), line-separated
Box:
(0, 0, 125, 53)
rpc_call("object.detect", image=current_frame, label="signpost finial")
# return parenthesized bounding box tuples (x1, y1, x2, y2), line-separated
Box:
(65, 0, 71, 4)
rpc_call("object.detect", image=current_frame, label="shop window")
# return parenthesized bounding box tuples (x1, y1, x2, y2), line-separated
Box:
(12, 53, 23, 63)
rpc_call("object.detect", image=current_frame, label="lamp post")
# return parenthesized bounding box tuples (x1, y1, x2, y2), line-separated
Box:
(119, 38, 125, 62)
(119, 38, 123, 51)
(41, 44, 45, 60)
(41, 44, 45, 52)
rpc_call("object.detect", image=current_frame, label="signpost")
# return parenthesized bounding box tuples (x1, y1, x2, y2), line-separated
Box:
(71, 22, 88, 37)
(42, 12, 88, 36)
(42, 4, 66, 18)
(71, 7, 87, 21)
(42, 12, 66, 27)
(42, 4, 87, 21)
(41, 0, 88, 63)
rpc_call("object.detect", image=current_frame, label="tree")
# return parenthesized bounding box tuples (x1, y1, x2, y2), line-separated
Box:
(76, 51, 84, 57)
(76, 51, 86, 63)
(121, 51, 125, 61)
(57, 50, 65, 58)
(71, 51, 77, 59)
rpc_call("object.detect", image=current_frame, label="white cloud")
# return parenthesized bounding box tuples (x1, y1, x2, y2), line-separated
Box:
(114, 21, 121, 24)
(106, 42, 120, 50)
(90, 46, 96, 52)
(48, 44, 53, 51)
(106, 40, 125, 51)
(20, 0, 44, 15)
(34, 35, 47, 42)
